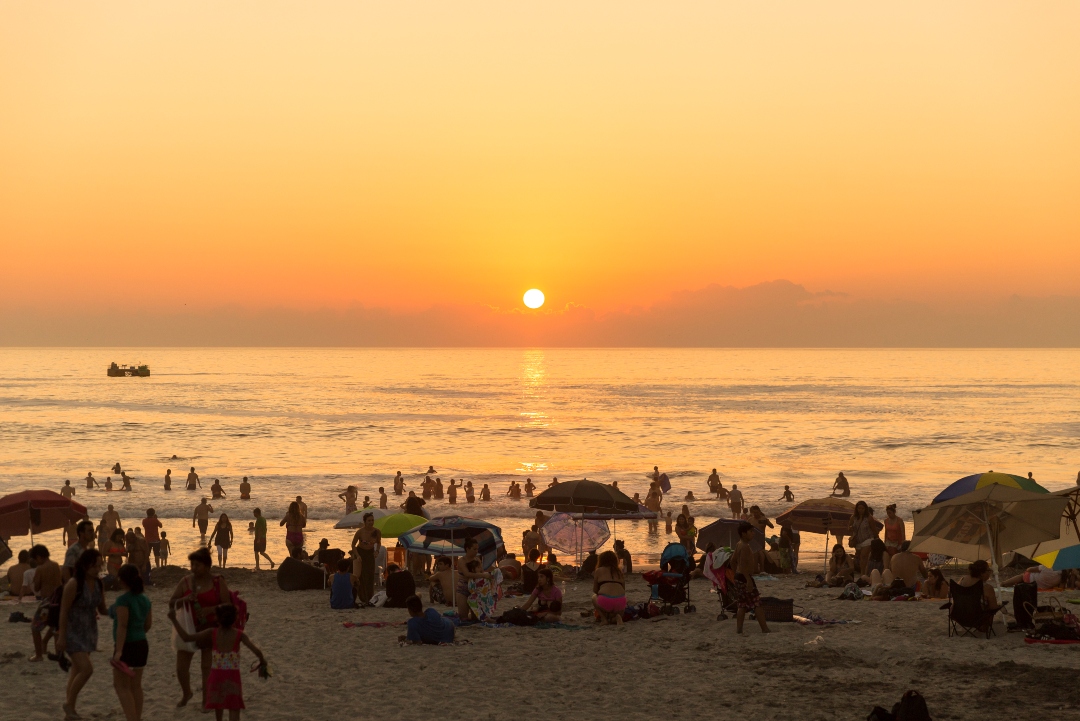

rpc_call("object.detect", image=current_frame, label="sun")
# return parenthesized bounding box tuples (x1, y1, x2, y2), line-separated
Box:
(523, 289, 545, 309)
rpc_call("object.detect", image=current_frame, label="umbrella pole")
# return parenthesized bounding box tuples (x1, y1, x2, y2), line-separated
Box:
(823, 531, 830, 577)
(985, 508, 1002, 604)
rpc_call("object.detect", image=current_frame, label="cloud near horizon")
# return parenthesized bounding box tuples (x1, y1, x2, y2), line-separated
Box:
(3, 281, 1078, 347)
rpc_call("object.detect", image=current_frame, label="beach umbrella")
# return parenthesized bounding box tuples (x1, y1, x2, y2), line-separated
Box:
(910, 484, 1068, 590)
(399, 518, 503, 612)
(696, 518, 764, 553)
(372, 513, 427, 538)
(333, 507, 394, 529)
(530, 479, 640, 514)
(775, 497, 856, 574)
(540, 513, 610, 555)
(932, 471, 1048, 505)
(0, 490, 88, 540)
(1014, 488, 1080, 570)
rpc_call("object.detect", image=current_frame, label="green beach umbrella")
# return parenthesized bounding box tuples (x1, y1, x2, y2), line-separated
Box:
(372, 513, 427, 539)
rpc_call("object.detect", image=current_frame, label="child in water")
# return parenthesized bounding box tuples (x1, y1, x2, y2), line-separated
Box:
(168, 603, 267, 720)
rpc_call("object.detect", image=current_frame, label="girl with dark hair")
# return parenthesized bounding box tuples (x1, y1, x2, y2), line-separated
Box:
(209, 514, 234, 568)
(111, 564, 152, 721)
(925, 568, 948, 599)
(958, 559, 1000, 611)
(592, 550, 626, 624)
(169, 603, 267, 721)
(57, 549, 107, 720)
(520, 567, 562, 622)
(848, 501, 877, 575)
(169, 547, 232, 709)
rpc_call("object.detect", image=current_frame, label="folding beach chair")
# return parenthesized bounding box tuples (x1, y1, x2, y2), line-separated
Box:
(942, 580, 1006, 638)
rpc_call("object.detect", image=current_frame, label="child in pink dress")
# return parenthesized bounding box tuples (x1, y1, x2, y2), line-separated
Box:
(168, 602, 267, 720)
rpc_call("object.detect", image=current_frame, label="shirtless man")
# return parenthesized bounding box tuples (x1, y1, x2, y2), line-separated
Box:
(85, 472, 98, 490)
(733, 522, 769, 634)
(889, 541, 927, 588)
(120, 471, 132, 491)
(101, 505, 122, 539)
(339, 485, 358, 513)
(164, 469, 172, 490)
(29, 545, 63, 661)
(379, 487, 388, 509)
(295, 495, 307, 518)
(707, 468, 721, 497)
(779, 485, 795, 502)
(524, 478, 536, 497)
(393, 471, 405, 495)
(727, 484, 744, 519)
(210, 479, 226, 499)
(60, 480, 75, 500)
(192, 498, 214, 537)
(548, 476, 559, 489)
(479, 484, 491, 501)
(239, 477, 251, 500)
(186, 466, 201, 490)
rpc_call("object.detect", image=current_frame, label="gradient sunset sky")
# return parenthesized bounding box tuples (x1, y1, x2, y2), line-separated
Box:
(2, 2, 1078, 336)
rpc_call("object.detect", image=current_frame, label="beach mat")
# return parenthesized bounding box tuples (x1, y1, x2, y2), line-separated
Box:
(1024, 637, 1080, 645)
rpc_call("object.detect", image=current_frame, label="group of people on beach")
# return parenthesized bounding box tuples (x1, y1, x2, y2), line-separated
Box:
(5, 523, 267, 721)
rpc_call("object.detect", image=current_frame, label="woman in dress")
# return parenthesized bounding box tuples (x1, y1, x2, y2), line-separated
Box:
(209, 514, 234, 568)
(279, 502, 306, 558)
(169, 547, 232, 709)
(57, 549, 108, 720)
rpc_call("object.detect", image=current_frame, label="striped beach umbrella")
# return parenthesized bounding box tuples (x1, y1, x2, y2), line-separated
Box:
(1015, 488, 1080, 570)
(932, 472, 1048, 505)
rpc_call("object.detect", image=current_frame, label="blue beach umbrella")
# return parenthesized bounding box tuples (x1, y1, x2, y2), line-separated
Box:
(933, 472, 1048, 505)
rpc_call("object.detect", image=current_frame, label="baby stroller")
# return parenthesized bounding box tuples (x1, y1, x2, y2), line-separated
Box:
(703, 548, 737, 621)
(642, 542, 695, 615)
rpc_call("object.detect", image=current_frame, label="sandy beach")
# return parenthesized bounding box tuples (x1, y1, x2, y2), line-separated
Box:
(3, 565, 1079, 721)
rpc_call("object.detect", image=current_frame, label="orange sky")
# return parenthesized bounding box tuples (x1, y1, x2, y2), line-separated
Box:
(1, 2, 1079, 316)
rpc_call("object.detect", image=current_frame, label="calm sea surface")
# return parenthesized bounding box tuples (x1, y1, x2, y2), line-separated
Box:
(2, 349, 1078, 569)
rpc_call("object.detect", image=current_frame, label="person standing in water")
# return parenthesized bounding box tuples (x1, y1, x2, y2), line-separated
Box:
(707, 468, 721, 497)
(779, 486, 795, 502)
(434, 477, 444, 500)
(120, 471, 133, 491)
(465, 481, 476, 503)
(164, 469, 172, 491)
(393, 472, 404, 495)
(524, 478, 535, 497)
(85, 472, 99, 490)
(210, 479, 226, 500)
(252, 509, 274, 569)
(60, 479, 76, 499)
(186, 467, 201, 490)
(480, 484, 491, 501)
(351, 513, 381, 605)
(379, 487, 388, 509)
(239, 477, 251, 500)
(447, 479, 458, 505)
(193, 498, 214, 539)
(339, 486, 358, 514)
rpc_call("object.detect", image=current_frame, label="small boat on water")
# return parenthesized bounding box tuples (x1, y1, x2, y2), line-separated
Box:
(108, 362, 150, 377)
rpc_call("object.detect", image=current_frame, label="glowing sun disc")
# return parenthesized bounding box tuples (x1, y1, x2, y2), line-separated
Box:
(523, 289, 545, 309)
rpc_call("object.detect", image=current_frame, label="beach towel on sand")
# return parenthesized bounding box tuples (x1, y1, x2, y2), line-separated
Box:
(468, 577, 498, 621)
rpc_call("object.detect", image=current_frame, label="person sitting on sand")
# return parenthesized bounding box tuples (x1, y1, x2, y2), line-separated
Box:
(924, 568, 948, 599)
(889, 541, 927, 588)
(863, 538, 888, 580)
(577, 550, 599, 579)
(613, 539, 633, 575)
(959, 560, 1001, 613)
(827, 544, 855, 587)
(522, 549, 542, 595)
(427, 556, 454, 606)
(545, 551, 564, 578)
(454, 538, 492, 620)
(592, 551, 626, 625)
(401, 595, 455, 645)
(779, 485, 794, 503)
(384, 563, 416, 608)
(330, 559, 356, 609)
(520, 567, 562, 623)
(480, 483, 491, 501)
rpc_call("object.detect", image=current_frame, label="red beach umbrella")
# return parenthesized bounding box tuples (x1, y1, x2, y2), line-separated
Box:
(0, 490, 88, 539)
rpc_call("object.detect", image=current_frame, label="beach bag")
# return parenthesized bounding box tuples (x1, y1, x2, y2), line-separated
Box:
(1012, 582, 1038, 629)
(1026, 596, 1065, 624)
(171, 602, 198, 653)
(370, 590, 388, 607)
(497, 607, 537, 626)
(757, 597, 795, 623)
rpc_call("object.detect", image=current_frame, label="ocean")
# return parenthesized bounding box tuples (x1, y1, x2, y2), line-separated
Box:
(2, 348, 1078, 570)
